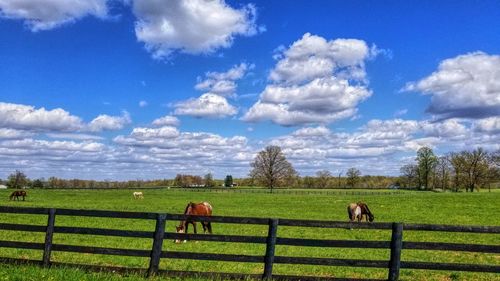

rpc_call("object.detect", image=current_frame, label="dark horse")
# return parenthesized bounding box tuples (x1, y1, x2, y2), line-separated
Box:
(175, 202, 213, 243)
(9, 190, 27, 201)
(347, 202, 374, 222)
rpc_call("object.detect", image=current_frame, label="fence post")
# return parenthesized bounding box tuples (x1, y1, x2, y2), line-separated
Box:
(147, 213, 166, 277)
(388, 222, 403, 281)
(42, 208, 56, 267)
(263, 218, 279, 280)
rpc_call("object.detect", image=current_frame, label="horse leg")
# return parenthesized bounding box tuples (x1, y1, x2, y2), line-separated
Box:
(192, 222, 197, 234)
(207, 222, 212, 234)
(22, 195, 25, 201)
(202, 222, 207, 233)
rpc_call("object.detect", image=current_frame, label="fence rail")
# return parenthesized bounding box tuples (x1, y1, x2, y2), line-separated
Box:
(0, 206, 499, 281)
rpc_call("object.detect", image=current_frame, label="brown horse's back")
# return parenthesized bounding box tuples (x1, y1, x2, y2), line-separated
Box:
(186, 202, 212, 216)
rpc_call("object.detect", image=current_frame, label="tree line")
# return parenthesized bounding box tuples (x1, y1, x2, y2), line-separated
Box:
(399, 147, 499, 192)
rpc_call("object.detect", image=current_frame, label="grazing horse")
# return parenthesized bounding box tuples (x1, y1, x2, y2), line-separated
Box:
(9, 190, 27, 201)
(133, 192, 144, 199)
(175, 202, 213, 243)
(347, 202, 374, 222)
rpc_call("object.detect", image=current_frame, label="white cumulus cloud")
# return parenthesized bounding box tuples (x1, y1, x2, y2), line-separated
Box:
(0, 0, 108, 31)
(87, 111, 131, 132)
(404, 51, 500, 119)
(152, 115, 180, 127)
(195, 63, 252, 97)
(243, 33, 374, 126)
(174, 93, 237, 118)
(132, 0, 260, 59)
(0, 102, 83, 131)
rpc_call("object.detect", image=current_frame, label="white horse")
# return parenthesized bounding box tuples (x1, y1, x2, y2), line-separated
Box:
(133, 192, 144, 199)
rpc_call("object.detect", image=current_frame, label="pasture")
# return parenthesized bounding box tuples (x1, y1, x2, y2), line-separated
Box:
(0, 188, 499, 281)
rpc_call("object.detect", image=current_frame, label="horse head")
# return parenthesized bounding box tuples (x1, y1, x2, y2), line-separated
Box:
(174, 225, 186, 243)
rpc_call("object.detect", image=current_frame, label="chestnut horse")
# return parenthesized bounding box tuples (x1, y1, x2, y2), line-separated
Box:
(347, 202, 374, 222)
(9, 190, 27, 201)
(175, 202, 212, 243)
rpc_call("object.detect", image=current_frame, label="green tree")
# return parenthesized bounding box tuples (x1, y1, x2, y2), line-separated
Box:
(250, 145, 297, 193)
(346, 168, 361, 188)
(32, 179, 44, 189)
(224, 175, 233, 187)
(416, 146, 438, 190)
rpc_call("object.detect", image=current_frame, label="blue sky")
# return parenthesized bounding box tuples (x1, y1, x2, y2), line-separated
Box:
(0, 0, 499, 180)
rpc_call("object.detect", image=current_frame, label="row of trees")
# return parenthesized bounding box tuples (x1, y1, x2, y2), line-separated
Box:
(400, 147, 499, 192)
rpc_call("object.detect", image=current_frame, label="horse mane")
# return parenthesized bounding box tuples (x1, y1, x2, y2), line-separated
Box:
(363, 204, 372, 216)
(184, 202, 194, 215)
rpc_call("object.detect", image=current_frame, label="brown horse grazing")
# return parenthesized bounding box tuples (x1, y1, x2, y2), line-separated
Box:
(175, 202, 213, 243)
(9, 190, 27, 201)
(347, 202, 374, 222)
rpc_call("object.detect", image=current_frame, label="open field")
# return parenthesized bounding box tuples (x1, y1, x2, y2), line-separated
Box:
(0, 188, 499, 281)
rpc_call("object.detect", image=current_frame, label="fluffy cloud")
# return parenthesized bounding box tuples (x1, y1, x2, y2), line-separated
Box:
(174, 93, 237, 118)
(87, 111, 131, 132)
(130, 126, 180, 140)
(0, 0, 108, 31)
(0, 128, 33, 139)
(139, 100, 148, 107)
(0, 102, 83, 131)
(243, 33, 374, 126)
(132, 0, 260, 59)
(474, 117, 500, 134)
(404, 52, 500, 119)
(195, 63, 252, 97)
(0, 102, 133, 134)
(152, 115, 180, 127)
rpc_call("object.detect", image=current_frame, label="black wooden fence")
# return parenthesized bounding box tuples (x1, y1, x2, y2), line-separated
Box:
(0, 206, 499, 281)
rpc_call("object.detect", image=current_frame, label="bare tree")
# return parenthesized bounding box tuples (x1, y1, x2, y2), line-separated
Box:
(250, 145, 297, 193)
(400, 164, 418, 188)
(435, 156, 451, 190)
(7, 170, 28, 189)
(462, 148, 489, 192)
(346, 168, 361, 188)
(316, 170, 332, 188)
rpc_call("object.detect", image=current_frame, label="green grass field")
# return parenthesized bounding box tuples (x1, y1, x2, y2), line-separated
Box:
(0, 188, 499, 281)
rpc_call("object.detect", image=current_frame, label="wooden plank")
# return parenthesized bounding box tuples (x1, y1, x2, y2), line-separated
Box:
(147, 213, 166, 277)
(51, 244, 150, 257)
(54, 226, 153, 238)
(161, 251, 264, 263)
(403, 223, 500, 233)
(400, 261, 500, 273)
(263, 218, 279, 280)
(278, 219, 393, 230)
(271, 274, 385, 281)
(403, 241, 500, 253)
(388, 223, 403, 281)
(42, 208, 56, 267)
(0, 240, 45, 250)
(164, 232, 267, 244)
(166, 214, 269, 225)
(55, 208, 156, 219)
(0, 223, 46, 232)
(273, 256, 388, 268)
(277, 238, 390, 249)
(158, 269, 262, 280)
